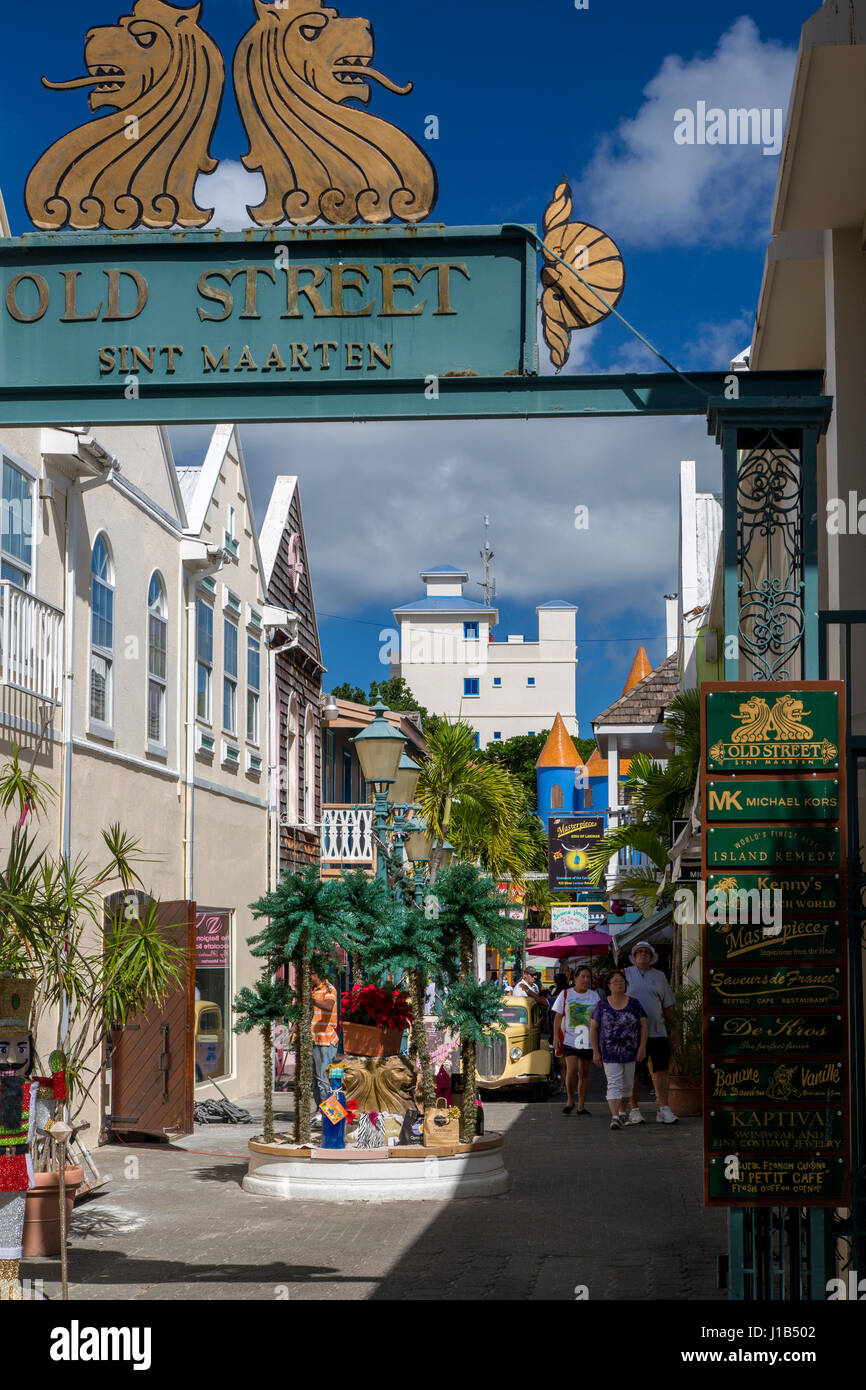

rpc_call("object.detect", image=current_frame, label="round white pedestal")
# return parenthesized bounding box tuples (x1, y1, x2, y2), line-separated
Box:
(243, 1133, 510, 1202)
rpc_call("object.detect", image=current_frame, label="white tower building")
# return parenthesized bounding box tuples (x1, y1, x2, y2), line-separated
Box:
(392, 565, 578, 748)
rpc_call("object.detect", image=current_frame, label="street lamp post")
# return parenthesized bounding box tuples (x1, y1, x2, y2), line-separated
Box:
(351, 700, 407, 882)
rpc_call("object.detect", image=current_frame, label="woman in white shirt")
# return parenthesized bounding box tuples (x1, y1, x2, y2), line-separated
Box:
(552, 966, 601, 1115)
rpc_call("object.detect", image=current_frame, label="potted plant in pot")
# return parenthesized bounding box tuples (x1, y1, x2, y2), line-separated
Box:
(340, 984, 414, 1057)
(0, 748, 185, 1280)
(667, 977, 703, 1117)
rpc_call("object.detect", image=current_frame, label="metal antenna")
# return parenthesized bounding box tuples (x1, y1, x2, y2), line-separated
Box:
(479, 515, 496, 608)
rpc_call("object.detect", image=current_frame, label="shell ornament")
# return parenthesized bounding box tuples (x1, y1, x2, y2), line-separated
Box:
(541, 178, 626, 370)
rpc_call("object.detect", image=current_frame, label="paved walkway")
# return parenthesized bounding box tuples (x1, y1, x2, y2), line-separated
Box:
(29, 1076, 727, 1301)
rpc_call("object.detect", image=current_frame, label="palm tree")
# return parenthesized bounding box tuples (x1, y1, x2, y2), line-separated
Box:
(334, 869, 399, 987)
(357, 898, 445, 1108)
(433, 862, 524, 1139)
(249, 866, 357, 1146)
(584, 687, 702, 916)
(416, 719, 528, 881)
(233, 977, 295, 1144)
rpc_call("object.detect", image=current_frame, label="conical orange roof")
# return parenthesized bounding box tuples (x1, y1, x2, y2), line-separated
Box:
(536, 713, 582, 769)
(585, 747, 632, 778)
(622, 646, 652, 693)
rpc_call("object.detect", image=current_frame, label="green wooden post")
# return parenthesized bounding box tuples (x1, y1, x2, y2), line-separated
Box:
(710, 394, 835, 1302)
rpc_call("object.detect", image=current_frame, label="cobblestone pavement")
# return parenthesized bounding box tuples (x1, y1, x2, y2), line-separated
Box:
(27, 1076, 727, 1301)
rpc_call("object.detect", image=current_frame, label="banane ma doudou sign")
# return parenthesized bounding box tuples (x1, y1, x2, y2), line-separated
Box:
(701, 681, 850, 1208)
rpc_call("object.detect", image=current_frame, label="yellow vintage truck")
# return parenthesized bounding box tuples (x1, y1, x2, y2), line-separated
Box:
(475, 996, 553, 1101)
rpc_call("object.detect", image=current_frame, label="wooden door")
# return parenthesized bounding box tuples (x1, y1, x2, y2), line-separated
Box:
(106, 895, 196, 1140)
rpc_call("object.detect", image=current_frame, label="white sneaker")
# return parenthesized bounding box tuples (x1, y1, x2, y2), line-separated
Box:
(628, 1107, 645, 1125)
(656, 1105, 679, 1124)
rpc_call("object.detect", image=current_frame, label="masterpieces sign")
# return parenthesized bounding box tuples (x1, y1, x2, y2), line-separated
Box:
(0, 226, 538, 424)
(548, 815, 606, 892)
(701, 680, 849, 1208)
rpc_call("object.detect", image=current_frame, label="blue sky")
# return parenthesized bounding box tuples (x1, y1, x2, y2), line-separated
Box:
(1, 0, 818, 730)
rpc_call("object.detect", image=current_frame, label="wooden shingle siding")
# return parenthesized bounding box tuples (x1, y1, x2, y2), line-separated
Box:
(266, 485, 324, 875)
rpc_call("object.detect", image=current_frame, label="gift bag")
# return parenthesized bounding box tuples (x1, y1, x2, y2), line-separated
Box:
(398, 1108, 424, 1146)
(355, 1111, 386, 1149)
(423, 1097, 461, 1147)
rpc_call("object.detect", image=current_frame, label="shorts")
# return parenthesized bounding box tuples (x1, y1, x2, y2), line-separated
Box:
(603, 1061, 636, 1101)
(562, 1046, 593, 1060)
(647, 1037, 671, 1071)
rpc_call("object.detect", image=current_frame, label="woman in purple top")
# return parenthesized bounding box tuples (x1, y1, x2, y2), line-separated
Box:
(590, 969, 648, 1130)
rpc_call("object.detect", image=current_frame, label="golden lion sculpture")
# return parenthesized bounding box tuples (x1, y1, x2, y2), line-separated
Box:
(770, 696, 814, 742)
(25, 0, 224, 231)
(730, 695, 773, 743)
(233, 0, 438, 226)
(341, 1053, 422, 1116)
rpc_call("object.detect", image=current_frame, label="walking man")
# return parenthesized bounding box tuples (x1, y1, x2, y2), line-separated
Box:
(623, 942, 680, 1125)
(310, 971, 339, 1128)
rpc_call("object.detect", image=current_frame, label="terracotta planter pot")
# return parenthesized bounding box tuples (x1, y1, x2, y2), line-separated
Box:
(667, 1075, 702, 1118)
(23, 1167, 83, 1258)
(341, 1022, 403, 1058)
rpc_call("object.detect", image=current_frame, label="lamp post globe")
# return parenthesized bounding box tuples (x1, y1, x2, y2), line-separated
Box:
(393, 751, 421, 808)
(351, 699, 406, 788)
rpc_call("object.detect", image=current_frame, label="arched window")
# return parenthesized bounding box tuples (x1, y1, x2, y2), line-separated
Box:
(551, 784, 564, 810)
(303, 704, 315, 827)
(286, 696, 299, 824)
(90, 535, 114, 728)
(147, 572, 167, 747)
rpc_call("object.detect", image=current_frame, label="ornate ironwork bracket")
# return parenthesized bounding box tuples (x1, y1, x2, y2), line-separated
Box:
(708, 399, 832, 684)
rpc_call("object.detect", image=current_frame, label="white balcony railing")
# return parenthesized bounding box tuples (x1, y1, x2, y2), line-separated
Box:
(0, 583, 64, 703)
(321, 805, 373, 864)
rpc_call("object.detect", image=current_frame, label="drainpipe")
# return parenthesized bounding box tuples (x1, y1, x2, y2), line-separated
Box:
(59, 453, 119, 867)
(265, 618, 300, 893)
(180, 547, 230, 906)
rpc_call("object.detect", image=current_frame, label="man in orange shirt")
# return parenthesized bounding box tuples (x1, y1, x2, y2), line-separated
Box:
(310, 971, 339, 1128)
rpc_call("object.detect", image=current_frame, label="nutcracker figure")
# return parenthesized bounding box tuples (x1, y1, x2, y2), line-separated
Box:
(0, 975, 67, 1300)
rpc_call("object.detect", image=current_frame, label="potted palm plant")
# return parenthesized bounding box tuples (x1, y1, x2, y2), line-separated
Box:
(0, 748, 185, 1257)
(667, 977, 703, 1117)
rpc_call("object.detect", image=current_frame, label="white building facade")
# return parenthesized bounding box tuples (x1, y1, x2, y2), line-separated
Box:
(392, 565, 578, 747)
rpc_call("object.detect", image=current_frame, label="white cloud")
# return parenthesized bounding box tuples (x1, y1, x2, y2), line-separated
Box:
(172, 415, 721, 633)
(574, 17, 796, 249)
(195, 160, 264, 231)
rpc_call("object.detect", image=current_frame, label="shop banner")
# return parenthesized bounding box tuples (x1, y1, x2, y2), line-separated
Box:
(706, 870, 842, 914)
(709, 1060, 845, 1105)
(707, 1106, 845, 1152)
(707, 964, 843, 1009)
(548, 815, 606, 891)
(707, 1012, 846, 1057)
(705, 686, 841, 772)
(706, 778, 840, 821)
(701, 680, 849, 1208)
(706, 824, 840, 868)
(707, 1155, 847, 1205)
(707, 916, 844, 963)
(196, 910, 231, 969)
(551, 904, 590, 933)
